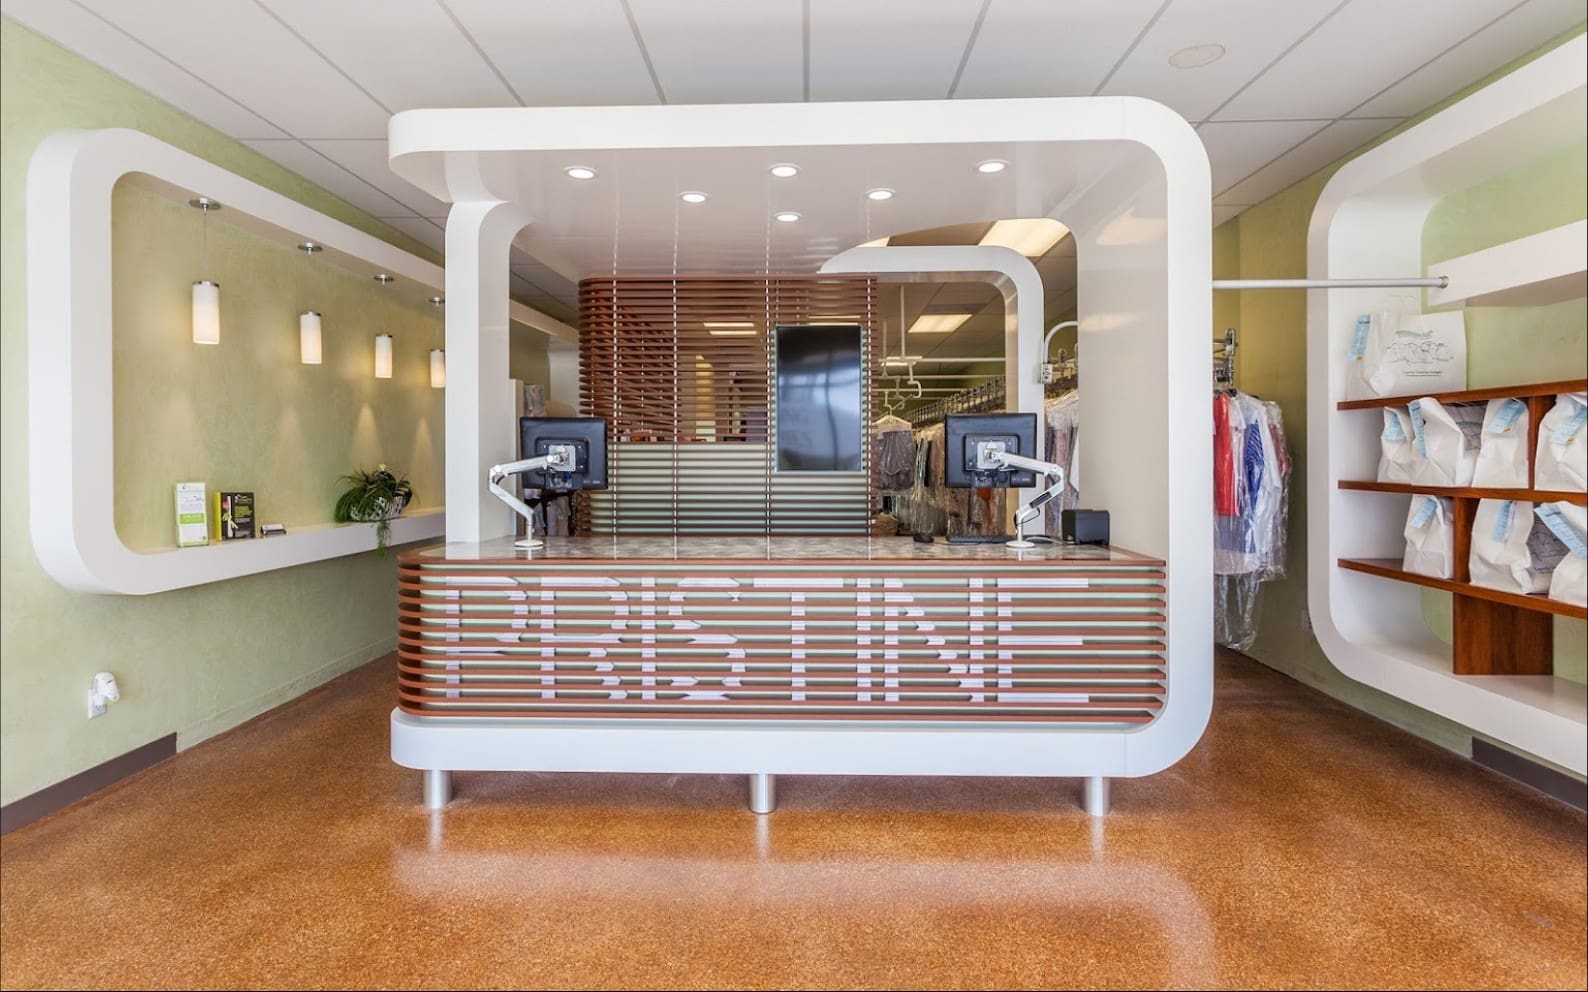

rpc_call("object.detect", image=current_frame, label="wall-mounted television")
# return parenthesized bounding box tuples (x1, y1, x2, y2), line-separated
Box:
(774, 324, 863, 472)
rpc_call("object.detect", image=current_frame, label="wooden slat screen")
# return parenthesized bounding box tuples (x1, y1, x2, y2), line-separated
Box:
(577, 276, 881, 536)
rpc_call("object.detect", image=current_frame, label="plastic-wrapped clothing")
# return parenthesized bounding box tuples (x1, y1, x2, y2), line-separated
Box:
(873, 415, 916, 491)
(1213, 391, 1291, 651)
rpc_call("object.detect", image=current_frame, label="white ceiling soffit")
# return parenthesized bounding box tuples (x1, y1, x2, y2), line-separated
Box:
(3, 0, 1582, 284)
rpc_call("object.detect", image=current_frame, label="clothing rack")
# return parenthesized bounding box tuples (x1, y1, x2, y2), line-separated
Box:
(1213, 328, 1237, 387)
(909, 379, 1007, 428)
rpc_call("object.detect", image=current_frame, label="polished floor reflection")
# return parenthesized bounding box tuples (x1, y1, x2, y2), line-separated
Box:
(2, 651, 1583, 990)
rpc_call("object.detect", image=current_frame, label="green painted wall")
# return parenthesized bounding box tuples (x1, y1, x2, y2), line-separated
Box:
(0, 18, 449, 806)
(1216, 24, 1587, 766)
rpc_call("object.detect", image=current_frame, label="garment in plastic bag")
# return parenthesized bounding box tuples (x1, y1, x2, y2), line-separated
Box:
(1471, 397, 1530, 488)
(1469, 499, 1565, 595)
(1213, 392, 1290, 652)
(1409, 398, 1483, 487)
(1403, 495, 1455, 579)
(1346, 310, 1466, 401)
(1535, 392, 1587, 492)
(872, 415, 916, 491)
(1534, 502, 1588, 607)
(1378, 407, 1417, 483)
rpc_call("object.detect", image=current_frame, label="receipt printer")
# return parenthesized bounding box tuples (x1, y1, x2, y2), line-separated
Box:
(1062, 509, 1110, 545)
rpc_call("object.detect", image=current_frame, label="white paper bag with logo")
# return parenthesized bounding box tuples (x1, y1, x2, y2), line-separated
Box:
(1403, 495, 1455, 579)
(1345, 310, 1466, 401)
(1377, 408, 1418, 483)
(1470, 397, 1530, 488)
(1408, 398, 1483, 487)
(1469, 499, 1565, 594)
(1534, 392, 1587, 493)
(1534, 501, 1588, 607)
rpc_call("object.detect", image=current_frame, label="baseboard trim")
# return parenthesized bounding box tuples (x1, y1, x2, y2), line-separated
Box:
(1472, 739, 1587, 811)
(1, 733, 177, 836)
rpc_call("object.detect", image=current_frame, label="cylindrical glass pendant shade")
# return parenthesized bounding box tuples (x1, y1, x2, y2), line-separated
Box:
(429, 348, 445, 388)
(192, 281, 220, 344)
(375, 333, 393, 379)
(299, 311, 322, 365)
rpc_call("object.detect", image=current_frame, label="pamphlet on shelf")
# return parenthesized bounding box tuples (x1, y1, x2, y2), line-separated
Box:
(174, 482, 207, 547)
(211, 491, 255, 541)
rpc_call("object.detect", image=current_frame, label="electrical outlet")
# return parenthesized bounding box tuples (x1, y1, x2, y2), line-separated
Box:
(87, 690, 107, 719)
(1299, 608, 1313, 633)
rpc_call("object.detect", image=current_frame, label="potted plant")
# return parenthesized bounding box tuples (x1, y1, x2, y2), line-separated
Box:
(334, 464, 414, 555)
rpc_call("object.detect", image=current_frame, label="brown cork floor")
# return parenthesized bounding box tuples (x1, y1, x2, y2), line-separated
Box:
(2, 650, 1584, 990)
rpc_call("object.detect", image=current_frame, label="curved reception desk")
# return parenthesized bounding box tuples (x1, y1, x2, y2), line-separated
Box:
(392, 536, 1176, 815)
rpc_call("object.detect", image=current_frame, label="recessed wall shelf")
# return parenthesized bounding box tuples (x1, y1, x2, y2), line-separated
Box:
(1338, 557, 1586, 622)
(1426, 219, 1588, 309)
(1337, 480, 1586, 506)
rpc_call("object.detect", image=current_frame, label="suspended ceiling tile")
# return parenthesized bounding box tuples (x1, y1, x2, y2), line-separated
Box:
(258, 0, 519, 111)
(1198, 119, 1330, 192)
(1215, 116, 1401, 202)
(1349, 0, 1588, 118)
(1100, 0, 1343, 122)
(1213, 0, 1517, 121)
(627, 0, 803, 103)
(242, 139, 414, 218)
(953, 0, 1164, 99)
(808, 0, 984, 101)
(73, 0, 389, 138)
(305, 139, 450, 216)
(0, 0, 287, 138)
(443, 0, 660, 105)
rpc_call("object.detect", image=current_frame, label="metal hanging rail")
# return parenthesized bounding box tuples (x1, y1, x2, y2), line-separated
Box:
(1212, 277, 1447, 290)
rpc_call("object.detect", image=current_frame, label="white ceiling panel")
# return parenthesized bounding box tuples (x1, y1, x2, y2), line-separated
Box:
(808, 0, 984, 101)
(443, 0, 659, 105)
(306, 139, 450, 216)
(380, 215, 447, 252)
(1197, 119, 1330, 192)
(628, 0, 804, 103)
(1100, 0, 1343, 121)
(953, 0, 1164, 99)
(0, 0, 287, 138)
(72, 0, 389, 138)
(1215, 116, 1401, 201)
(259, 0, 518, 111)
(1349, 0, 1588, 118)
(1214, 0, 1520, 120)
(242, 139, 415, 219)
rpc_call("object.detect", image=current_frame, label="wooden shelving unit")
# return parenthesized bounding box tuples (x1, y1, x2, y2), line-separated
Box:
(1335, 377, 1585, 412)
(1338, 558, 1586, 621)
(1338, 480, 1587, 506)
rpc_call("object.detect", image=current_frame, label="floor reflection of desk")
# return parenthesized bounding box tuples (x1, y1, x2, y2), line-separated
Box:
(392, 536, 1176, 815)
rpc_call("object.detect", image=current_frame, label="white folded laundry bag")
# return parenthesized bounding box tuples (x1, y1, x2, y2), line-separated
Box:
(1403, 495, 1455, 579)
(1470, 397, 1530, 488)
(1346, 310, 1466, 401)
(1377, 408, 1418, 483)
(1534, 392, 1587, 492)
(1469, 499, 1565, 594)
(1409, 398, 1483, 487)
(1534, 501, 1587, 607)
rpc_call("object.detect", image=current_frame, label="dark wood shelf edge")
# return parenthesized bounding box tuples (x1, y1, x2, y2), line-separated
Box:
(1336, 378, 1587, 412)
(1337, 480, 1588, 506)
(1338, 558, 1587, 621)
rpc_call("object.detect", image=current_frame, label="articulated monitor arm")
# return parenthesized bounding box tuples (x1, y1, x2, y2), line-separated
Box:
(984, 449, 1066, 551)
(488, 447, 574, 550)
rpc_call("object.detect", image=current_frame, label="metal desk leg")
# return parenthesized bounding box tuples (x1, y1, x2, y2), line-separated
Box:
(748, 773, 777, 814)
(1082, 776, 1110, 817)
(423, 769, 452, 810)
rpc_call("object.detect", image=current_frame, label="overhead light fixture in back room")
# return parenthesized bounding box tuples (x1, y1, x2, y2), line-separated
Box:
(705, 321, 757, 335)
(908, 313, 972, 334)
(979, 218, 1070, 257)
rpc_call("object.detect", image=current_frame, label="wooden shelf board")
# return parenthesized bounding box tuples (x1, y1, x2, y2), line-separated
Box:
(1338, 480, 1587, 506)
(1336, 378, 1586, 412)
(1338, 557, 1586, 620)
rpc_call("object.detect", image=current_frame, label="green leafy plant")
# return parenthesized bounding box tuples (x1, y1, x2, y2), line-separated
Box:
(334, 464, 414, 555)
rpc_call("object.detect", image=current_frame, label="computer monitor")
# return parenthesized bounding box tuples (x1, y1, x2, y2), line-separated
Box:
(944, 413, 1039, 488)
(518, 417, 608, 492)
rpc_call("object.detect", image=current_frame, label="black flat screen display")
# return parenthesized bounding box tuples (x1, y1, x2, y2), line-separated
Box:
(774, 324, 863, 472)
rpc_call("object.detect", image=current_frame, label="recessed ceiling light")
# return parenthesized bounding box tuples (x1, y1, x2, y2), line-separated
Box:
(975, 159, 1007, 174)
(680, 191, 709, 204)
(775, 211, 801, 223)
(866, 188, 895, 201)
(979, 218, 1070, 257)
(769, 164, 799, 178)
(373, 273, 394, 284)
(908, 313, 972, 334)
(564, 165, 597, 180)
(1169, 43, 1226, 69)
(428, 296, 445, 306)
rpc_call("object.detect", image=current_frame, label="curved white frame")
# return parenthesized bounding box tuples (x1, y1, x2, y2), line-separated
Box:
(1307, 36, 1587, 774)
(25, 128, 576, 595)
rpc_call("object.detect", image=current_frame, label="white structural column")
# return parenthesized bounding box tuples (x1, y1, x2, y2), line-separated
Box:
(445, 201, 532, 542)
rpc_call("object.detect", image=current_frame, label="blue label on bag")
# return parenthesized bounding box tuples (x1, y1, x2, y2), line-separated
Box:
(1349, 315, 1371, 360)
(1382, 410, 1406, 442)
(1492, 500, 1516, 542)
(1535, 505, 1587, 558)
(1489, 398, 1526, 434)
(1411, 496, 1439, 529)
(1408, 400, 1428, 458)
(1551, 405, 1586, 445)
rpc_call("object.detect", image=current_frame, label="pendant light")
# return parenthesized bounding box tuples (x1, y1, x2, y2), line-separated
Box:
(297, 241, 323, 364)
(428, 295, 445, 388)
(373, 273, 394, 379)
(189, 197, 220, 344)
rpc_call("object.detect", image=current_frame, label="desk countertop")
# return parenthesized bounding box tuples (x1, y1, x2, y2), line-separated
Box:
(405, 535, 1159, 565)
